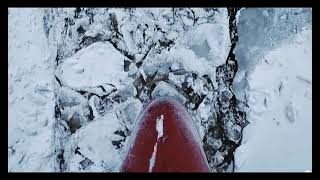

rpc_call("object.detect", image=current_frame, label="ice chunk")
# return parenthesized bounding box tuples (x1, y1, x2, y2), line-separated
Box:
(197, 92, 215, 122)
(57, 41, 127, 89)
(219, 88, 233, 103)
(226, 123, 242, 143)
(117, 97, 143, 130)
(71, 113, 122, 172)
(88, 95, 100, 119)
(139, 68, 147, 82)
(212, 138, 222, 150)
(213, 151, 224, 166)
(57, 87, 86, 107)
(143, 63, 159, 77)
(153, 65, 170, 82)
(171, 62, 180, 71)
(169, 44, 216, 83)
(151, 81, 186, 104)
(168, 73, 184, 88)
(182, 21, 231, 67)
(186, 76, 193, 87)
(128, 63, 138, 76)
(134, 54, 144, 63)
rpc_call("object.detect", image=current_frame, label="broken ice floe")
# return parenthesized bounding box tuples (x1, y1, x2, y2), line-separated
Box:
(151, 81, 187, 104)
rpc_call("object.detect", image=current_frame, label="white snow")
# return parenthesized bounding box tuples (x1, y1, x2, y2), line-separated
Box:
(234, 28, 312, 172)
(148, 115, 164, 172)
(156, 115, 164, 139)
(8, 8, 56, 172)
(57, 41, 128, 90)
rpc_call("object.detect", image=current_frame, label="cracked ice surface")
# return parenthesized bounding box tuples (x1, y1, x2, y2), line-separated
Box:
(234, 28, 312, 172)
(8, 8, 312, 172)
(233, 8, 312, 172)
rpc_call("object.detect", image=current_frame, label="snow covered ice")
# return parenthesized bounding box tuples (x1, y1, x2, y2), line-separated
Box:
(232, 8, 312, 172)
(8, 8, 312, 172)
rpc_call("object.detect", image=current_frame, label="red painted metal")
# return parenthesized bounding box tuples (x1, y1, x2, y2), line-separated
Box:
(120, 97, 210, 172)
